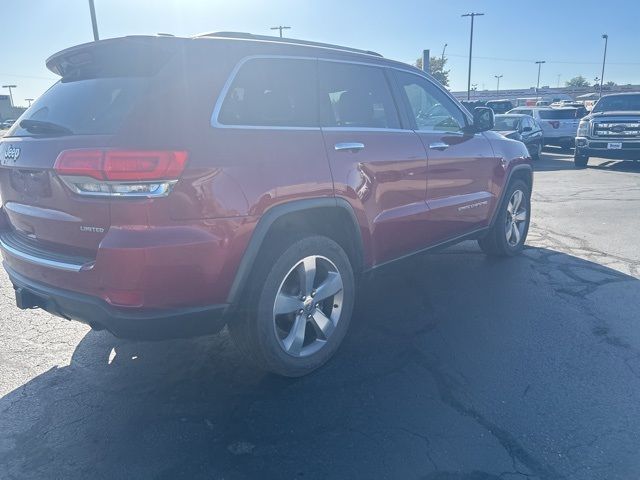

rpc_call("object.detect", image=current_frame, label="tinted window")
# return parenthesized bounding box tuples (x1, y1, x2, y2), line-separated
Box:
(538, 109, 578, 119)
(395, 71, 465, 132)
(9, 78, 147, 137)
(515, 109, 533, 116)
(592, 94, 640, 112)
(318, 62, 400, 129)
(218, 58, 317, 127)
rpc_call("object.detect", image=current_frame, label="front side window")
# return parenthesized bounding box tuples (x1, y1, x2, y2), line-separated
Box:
(318, 62, 400, 129)
(217, 58, 317, 128)
(394, 71, 465, 133)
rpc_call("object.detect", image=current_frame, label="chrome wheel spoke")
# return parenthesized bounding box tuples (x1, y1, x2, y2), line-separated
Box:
(298, 257, 317, 295)
(512, 190, 523, 212)
(274, 293, 303, 315)
(313, 272, 343, 302)
(310, 309, 334, 340)
(506, 201, 514, 215)
(282, 315, 307, 355)
(512, 222, 521, 244)
(506, 222, 514, 242)
(514, 210, 527, 222)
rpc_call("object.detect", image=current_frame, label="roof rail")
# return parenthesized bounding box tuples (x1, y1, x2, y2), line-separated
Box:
(196, 31, 383, 58)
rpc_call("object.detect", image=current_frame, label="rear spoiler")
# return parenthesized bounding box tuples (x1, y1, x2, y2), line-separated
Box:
(46, 36, 179, 78)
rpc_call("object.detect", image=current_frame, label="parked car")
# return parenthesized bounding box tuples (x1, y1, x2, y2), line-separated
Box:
(493, 114, 544, 159)
(508, 106, 580, 150)
(485, 99, 514, 114)
(551, 101, 588, 118)
(574, 92, 640, 167)
(1, 119, 16, 129)
(0, 33, 533, 376)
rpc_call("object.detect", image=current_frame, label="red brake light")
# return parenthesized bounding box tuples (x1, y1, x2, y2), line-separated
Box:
(54, 150, 188, 181)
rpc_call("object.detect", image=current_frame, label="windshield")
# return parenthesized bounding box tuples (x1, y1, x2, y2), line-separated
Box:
(493, 116, 521, 130)
(538, 109, 579, 119)
(8, 77, 148, 137)
(592, 94, 640, 112)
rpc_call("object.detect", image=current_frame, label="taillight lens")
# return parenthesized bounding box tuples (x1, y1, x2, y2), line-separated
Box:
(54, 149, 188, 197)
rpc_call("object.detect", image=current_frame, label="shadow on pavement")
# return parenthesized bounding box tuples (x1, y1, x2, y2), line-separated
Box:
(2, 245, 640, 479)
(536, 148, 640, 174)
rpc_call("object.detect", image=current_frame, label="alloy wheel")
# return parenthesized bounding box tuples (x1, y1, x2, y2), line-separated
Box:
(505, 189, 527, 247)
(272, 255, 344, 357)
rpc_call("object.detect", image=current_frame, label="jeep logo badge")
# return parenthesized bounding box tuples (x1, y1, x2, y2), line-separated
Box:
(4, 145, 21, 162)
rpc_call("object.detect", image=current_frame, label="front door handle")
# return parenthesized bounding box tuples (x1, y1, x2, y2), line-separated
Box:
(335, 142, 365, 153)
(429, 142, 449, 151)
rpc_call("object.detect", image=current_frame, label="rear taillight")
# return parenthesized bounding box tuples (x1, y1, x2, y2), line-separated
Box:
(54, 149, 188, 197)
(548, 121, 560, 129)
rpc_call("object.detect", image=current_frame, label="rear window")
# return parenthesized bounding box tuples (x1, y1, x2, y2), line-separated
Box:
(9, 77, 147, 136)
(538, 109, 578, 120)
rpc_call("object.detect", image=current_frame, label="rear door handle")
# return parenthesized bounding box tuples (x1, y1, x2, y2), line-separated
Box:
(429, 142, 449, 151)
(335, 142, 365, 152)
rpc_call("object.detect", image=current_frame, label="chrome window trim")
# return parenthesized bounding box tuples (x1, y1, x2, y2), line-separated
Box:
(210, 54, 456, 132)
(0, 237, 84, 272)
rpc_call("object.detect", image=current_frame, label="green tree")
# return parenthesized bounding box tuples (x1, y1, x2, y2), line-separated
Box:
(565, 75, 590, 87)
(415, 56, 450, 87)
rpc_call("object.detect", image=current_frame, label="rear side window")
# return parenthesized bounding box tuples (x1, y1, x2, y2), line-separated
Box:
(318, 62, 400, 129)
(538, 109, 578, 119)
(217, 58, 318, 128)
(9, 78, 147, 137)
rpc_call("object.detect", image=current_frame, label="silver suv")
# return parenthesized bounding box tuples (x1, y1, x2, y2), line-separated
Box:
(508, 107, 580, 150)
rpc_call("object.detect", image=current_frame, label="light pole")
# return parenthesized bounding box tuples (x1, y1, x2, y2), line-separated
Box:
(88, 0, 99, 41)
(494, 74, 503, 96)
(2, 85, 17, 107)
(535, 60, 545, 95)
(25, 98, 34, 107)
(270, 26, 291, 38)
(441, 43, 448, 61)
(461, 12, 484, 101)
(599, 34, 608, 98)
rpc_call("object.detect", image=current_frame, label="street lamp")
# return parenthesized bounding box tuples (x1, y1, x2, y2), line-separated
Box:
(2, 85, 17, 107)
(461, 12, 485, 101)
(270, 26, 291, 38)
(441, 43, 448, 61)
(600, 34, 608, 98)
(535, 60, 546, 94)
(494, 75, 503, 95)
(25, 98, 34, 107)
(88, 0, 99, 41)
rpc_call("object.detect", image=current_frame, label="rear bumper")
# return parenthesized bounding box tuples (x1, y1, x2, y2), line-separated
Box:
(6, 265, 229, 340)
(543, 136, 575, 146)
(575, 137, 640, 160)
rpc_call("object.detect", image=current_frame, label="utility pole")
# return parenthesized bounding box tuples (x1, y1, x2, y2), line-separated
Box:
(2, 85, 17, 107)
(270, 26, 291, 38)
(441, 43, 448, 61)
(461, 12, 484, 101)
(494, 75, 503, 95)
(600, 34, 608, 98)
(88, 0, 99, 41)
(25, 98, 34, 107)
(535, 60, 545, 95)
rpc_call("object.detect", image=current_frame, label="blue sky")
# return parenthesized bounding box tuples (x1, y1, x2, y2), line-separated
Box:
(2, 0, 639, 106)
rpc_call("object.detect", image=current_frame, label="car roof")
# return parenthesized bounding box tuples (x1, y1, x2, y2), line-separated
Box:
(496, 113, 528, 117)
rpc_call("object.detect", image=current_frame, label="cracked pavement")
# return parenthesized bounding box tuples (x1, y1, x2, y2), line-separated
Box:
(1, 150, 639, 479)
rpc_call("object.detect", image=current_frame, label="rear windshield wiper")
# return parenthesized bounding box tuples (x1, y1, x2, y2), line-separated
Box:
(19, 119, 73, 135)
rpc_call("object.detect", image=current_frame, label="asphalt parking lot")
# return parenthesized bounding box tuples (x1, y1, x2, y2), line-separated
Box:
(1, 150, 639, 480)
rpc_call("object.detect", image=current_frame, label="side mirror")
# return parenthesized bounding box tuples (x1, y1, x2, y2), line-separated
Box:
(522, 126, 533, 132)
(472, 107, 494, 132)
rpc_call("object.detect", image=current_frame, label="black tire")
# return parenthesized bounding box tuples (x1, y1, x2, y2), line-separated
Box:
(228, 234, 355, 377)
(574, 153, 589, 168)
(478, 179, 531, 257)
(531, 141, 542, 160)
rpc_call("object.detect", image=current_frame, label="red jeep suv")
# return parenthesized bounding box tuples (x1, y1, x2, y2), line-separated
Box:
(0, 33, 532, 376)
